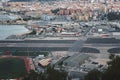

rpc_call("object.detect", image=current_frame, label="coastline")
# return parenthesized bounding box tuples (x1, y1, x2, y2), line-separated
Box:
(5, 30, 32, 40)
(0, 22, 27, 25)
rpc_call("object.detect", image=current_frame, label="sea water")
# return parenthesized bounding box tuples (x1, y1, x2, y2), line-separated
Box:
(0, 25, 29, 40)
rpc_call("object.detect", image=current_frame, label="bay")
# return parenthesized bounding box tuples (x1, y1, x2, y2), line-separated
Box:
(0, 25, 29, 40)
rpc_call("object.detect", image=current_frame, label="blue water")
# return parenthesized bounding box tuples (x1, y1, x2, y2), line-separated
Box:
(0, 25, 29, 40)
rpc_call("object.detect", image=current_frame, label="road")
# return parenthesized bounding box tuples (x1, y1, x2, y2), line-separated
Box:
(84, 43, 120, 47)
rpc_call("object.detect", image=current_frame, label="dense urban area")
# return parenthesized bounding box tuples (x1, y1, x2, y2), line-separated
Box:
(0, 0, 120, 80)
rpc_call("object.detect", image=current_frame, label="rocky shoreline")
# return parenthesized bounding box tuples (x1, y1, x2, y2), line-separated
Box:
(6, 30, 32, 40)
(0, 20, 28, 25)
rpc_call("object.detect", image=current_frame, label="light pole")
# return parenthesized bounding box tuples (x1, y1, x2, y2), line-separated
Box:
(27, 47, 29, 58)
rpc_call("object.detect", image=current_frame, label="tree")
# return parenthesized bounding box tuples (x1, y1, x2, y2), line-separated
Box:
(22, 66, 67, 80)
(51, 8, 59, 14)
(109, 54, 115, 60)
(84, 55, 120, 80)
(84, 69, 102, 80)
(22, 70, 40, 80)
(45, 66, 67, 80)
(102, 55, 120, 80)
(107, 12, 120, 21)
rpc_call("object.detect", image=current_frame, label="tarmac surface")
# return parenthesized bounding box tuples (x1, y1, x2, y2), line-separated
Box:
(0, 40, 76, 51)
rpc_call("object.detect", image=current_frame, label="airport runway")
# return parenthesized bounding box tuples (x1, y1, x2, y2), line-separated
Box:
(0, 40, 76, 43)
(0, 40, 76, 51)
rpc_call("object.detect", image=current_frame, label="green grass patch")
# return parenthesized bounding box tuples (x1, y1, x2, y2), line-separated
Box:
(0, 50, 50, 57)
(0, 58, 27, 79)
(12, 51, 49, 57)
